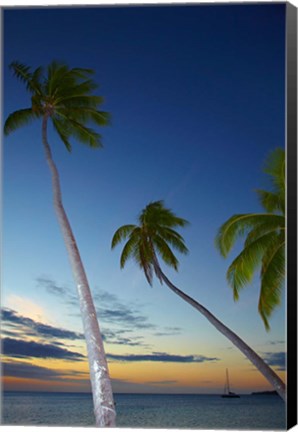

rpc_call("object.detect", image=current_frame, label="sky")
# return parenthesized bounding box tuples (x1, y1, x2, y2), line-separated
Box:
(2, 3, 286, 395)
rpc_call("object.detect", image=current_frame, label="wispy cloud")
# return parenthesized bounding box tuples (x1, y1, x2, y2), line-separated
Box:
(146, 380, 178, 385)
(103, 328, 150, 347)
(37, 276, 155, 330)
(93, 291, 119, 304)
(154, 326, 182, 337)
(107, 352, 220, 363)
(94, 289, 156, 330)
(2, 338, 85, 361)
(263, 352, 286, 371)
(36, 276, 183, 340)
(36, 276, 79, 307)
(267, 340, 285, 346)
(98, 307, 156, 330)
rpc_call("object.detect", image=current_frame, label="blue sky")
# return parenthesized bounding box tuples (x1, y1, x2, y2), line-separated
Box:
(2, 3, 286, 394)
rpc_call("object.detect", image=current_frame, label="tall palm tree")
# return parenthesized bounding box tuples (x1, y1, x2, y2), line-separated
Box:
(215, 148, 285, 331)
(111, 200, 286, 401)
(4, 61, 116, 427)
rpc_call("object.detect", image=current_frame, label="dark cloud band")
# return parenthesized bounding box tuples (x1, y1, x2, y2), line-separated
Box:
(263, 352, 286, 371)
(2, 308, 84, 341)
(2, 338, 85, 361)
(107, 352, 220, 363)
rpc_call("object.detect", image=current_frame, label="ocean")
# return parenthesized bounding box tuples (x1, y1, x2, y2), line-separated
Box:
(1, 391, 286, 429)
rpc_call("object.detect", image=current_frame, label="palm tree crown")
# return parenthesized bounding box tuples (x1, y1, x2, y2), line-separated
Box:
(215, 148, 285, 330)
(111, 200, 189, 285)
(4, 61, 109, 149)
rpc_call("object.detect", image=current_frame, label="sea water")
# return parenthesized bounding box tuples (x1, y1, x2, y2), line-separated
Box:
(1, 391, 286, 429)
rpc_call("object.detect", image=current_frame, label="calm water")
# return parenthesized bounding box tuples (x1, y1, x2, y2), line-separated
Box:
(1, 391, 286, 429)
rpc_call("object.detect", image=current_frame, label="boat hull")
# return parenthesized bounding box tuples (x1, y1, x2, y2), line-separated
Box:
(221, 394, 240, 398)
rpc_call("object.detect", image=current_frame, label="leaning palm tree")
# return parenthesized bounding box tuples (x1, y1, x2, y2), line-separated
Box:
(111, 200, 286, 401)
(215, 148, 285, 331)
(4, 61, 116, 427)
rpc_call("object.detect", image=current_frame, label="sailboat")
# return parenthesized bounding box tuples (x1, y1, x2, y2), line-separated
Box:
(221, 368, 240, 398)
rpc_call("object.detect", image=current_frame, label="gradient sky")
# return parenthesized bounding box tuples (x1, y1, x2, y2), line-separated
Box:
(2, 3, 286, 394)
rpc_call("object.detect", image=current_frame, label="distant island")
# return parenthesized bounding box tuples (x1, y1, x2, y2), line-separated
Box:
(251, 390, 278, 396)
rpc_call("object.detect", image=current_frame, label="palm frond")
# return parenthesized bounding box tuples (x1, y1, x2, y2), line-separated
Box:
(52, 117, 72, 152)
(215, 213, 279, 257)
(56, 95, 104, 109)
(258, 234, 285, 330)
(54, 80, 99, 101)
(85, 110, 110, 127)
(58, 115, 102, 148)
(9, 62, 42, 95)
(46, 62, 96, 98)
(244, 217, 285, 247)
(71, 67, 94, 77)
(256, 189, 284, 214)
(111, 225, 137, 249)
(137, 241, 154, 285)
(46, 62, 73, 96)
(153, 235, 179, 271)
(226, 232, 277, 301)
(9, 61, 31, 79)
(31, 66, 44, 95)
(4, 108, 37, 135)
(119, 232, 140, 269)
(156, 226, 189, 255)
(140, 201, 190, 229)
(57, 107, 110, 127)
(263, 148, 285, 195)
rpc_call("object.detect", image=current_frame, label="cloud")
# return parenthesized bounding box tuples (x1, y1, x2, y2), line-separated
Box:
(146, 380, 178, 385)
(267, 340, 285, 346)
(36, 277, 183, 340)
(2, 308, 84, 341)
(2, 360, 89, 381)
(263, 352, 286, 371)
(154, 327, 182, 337)
(37, 276, 156, 331)
(103, 327, 152, 348)
(2, 338, 85, 361)
(3, 360, 64, 380)
(93, 291, 119, 304)
(36, 276, 78, 307)
(107, 352, 220, 363)
(36, 276, 69, 297)
(94, 289, 156, 330)
(151, 331, 170, 337)
(2, 307, 151, 350)
(98, 307, 156, 330)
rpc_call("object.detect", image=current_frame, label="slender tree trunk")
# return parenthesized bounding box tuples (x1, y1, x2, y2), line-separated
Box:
(152, 257, 286, 401)
(42, 114, 116, 427)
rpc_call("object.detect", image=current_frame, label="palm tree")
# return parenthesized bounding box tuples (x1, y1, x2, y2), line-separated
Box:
(215, 148, 285, 331)
(111, 200, 286, 401)
(4, 61, 116, 427)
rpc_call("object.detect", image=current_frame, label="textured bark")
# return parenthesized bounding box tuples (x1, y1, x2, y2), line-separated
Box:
(42, 114, 116, 427)
(152, 258, 286, 402)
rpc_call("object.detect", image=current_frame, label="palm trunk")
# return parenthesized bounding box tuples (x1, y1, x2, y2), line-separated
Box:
(42, 114, 116, 427)
(152, 257, 286, 401)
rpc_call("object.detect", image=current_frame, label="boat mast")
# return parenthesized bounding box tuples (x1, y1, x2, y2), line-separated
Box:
(226, 368, 230, 393)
